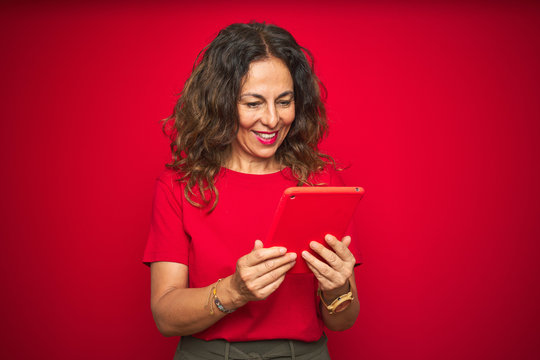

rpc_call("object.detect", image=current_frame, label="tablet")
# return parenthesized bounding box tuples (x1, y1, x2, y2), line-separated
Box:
(265, 186, 365, 274)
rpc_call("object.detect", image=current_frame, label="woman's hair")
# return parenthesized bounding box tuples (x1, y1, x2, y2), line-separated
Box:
(164, 21, 332, 211)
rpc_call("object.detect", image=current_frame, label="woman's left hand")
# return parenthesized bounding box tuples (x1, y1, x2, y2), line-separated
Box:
(302, 234, 355, 293)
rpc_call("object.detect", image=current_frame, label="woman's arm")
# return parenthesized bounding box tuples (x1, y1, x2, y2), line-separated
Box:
(318, 272, 359, 331)
(150, 240, 297, 336)
(302, 235, 360, 331)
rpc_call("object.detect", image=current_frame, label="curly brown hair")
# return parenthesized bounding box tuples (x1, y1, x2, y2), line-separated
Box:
(164, 21, 333, 211)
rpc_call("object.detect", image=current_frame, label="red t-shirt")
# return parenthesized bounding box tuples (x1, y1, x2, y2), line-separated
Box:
(143, 166, 361, 342)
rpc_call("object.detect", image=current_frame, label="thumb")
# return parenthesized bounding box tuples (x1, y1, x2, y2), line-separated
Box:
(342, 236, 352, 248)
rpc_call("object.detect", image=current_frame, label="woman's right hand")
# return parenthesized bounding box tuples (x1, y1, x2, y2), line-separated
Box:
(230, 240, 297, 306)
(149, 241, 296, 336)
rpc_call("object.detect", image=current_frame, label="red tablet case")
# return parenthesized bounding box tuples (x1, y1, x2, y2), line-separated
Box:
(265, 186, 365, 274)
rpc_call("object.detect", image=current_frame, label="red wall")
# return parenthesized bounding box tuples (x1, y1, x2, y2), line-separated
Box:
(1, 1, 539, 359)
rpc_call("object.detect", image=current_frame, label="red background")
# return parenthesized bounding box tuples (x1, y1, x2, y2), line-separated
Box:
(1, 1, 539, 359)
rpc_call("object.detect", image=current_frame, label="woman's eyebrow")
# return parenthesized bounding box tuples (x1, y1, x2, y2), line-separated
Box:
(239, 91, 294, 100)
(239, 93, 265, 100)
(276, 91, 294, 99)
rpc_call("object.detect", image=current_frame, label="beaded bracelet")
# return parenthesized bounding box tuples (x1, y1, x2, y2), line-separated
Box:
(210, 279, 236, 315)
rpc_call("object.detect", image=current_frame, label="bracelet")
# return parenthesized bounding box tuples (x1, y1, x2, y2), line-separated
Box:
(318, 280, 354, 315)
(210, 279, 236, 315)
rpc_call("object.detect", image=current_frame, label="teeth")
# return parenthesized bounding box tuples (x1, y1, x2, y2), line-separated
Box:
(256, 132, 277, 139)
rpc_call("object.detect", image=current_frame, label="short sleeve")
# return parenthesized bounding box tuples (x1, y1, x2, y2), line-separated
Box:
(142, 170, 190, 266)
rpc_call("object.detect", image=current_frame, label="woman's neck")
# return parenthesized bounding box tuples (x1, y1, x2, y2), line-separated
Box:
(224, 156, 283, 175)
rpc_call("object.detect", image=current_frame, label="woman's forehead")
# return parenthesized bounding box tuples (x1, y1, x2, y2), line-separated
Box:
(240, 57, 293, 95)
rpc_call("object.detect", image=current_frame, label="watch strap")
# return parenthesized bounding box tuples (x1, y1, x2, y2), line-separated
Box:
(318, 280, 354, 315)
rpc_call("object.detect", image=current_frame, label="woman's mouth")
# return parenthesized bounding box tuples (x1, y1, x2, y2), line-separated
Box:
(253, 130, 278, 145)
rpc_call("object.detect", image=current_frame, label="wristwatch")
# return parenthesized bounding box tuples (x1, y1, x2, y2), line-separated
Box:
(318, 280, 354, 315)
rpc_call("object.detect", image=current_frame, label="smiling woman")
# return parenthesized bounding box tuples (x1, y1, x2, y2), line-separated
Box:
(230, 57, 296, 172)
(143, 21, 362, 360)
(164, 22, 332, 212)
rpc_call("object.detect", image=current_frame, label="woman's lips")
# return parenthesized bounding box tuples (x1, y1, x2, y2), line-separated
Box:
(253, 130, 278, 145)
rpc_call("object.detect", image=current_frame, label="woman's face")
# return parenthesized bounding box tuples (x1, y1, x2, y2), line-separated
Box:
(229, 56, 295, 172)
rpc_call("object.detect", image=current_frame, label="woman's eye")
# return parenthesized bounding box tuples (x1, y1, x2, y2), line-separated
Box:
(278, 100, 292, 107)
(246, 102, 261, 108)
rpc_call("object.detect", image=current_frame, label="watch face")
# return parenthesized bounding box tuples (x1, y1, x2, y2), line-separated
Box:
(334, 299, 352, 313)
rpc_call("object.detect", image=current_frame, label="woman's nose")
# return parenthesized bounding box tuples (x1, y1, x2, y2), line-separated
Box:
(260, 104, 279, 129)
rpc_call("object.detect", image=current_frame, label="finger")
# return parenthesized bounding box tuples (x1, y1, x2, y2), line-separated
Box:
(337, 236, 357, 264)
(303, 254, 333, 289)
(302, 250, 335, 282)
(324, 234, 352, 259)
(341, 235, 352, 248)
(252, 260, 296, 297)
(317, 235, 355, 265)
(253, 239, 264, 250)
(253, 270, 287, 300)
(244, 246, 287, 267)
(304, 255, 323, 278)
(309, 240, 344, 270)
(313, 238, 355, 280)
(304, 251, 351, 292)
(256, 252, 297, 275)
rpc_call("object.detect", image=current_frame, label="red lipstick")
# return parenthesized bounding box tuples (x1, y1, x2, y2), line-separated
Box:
(253, 130, 279, 145)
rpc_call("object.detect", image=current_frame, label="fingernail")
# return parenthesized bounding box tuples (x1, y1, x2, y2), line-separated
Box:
(289, 253, 297, 260)
(279, 248, 286, 254)
(302, 251, 309, 259)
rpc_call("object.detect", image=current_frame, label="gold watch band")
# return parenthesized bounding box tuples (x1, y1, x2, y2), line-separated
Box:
(318, 280, 354, 315)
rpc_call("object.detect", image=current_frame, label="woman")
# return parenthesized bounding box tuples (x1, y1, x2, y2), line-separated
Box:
(144, 22, 361, 359)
